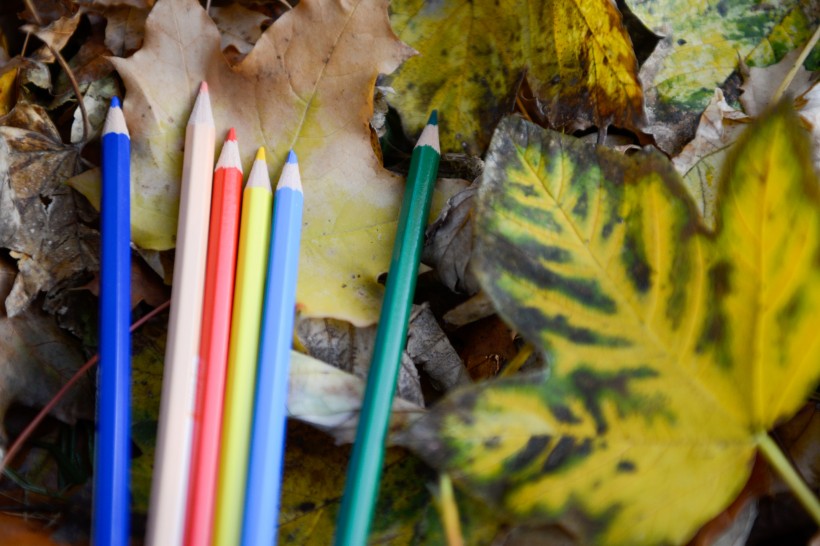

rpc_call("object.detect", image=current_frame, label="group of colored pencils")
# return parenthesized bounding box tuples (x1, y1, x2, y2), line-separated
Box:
(93, 81, 441, 546)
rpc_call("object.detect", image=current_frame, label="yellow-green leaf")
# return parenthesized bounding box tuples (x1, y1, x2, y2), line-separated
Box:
(386, 0, 644, 154)
(405, 107, 820, 544)
(629, 0, 819, 153)
(279, 421, 501, 545)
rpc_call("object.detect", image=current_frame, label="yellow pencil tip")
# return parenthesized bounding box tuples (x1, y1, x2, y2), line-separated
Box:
(255, 147, 266, 161)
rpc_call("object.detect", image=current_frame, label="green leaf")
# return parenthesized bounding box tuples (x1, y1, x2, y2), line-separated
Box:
(386, 0, 644, 154)
(404, 107, 820, 544)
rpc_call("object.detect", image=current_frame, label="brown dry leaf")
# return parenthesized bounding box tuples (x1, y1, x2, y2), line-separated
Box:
(101, 6, 149, 56)
(89, 0, 154, 7)
(107, 0, 418, 325)
(442, 291, 496, 328)
(422, 183, 480, 296)
(211, 4, 272, 60)
(76, 253, 170, 308)
(0, 513, 69, 546)
(406, 304, 470, 391)
(296, 315, 424, 406)
(452, 315, 518, 382)
(23, 10, 83, 64)
(796, 82, 820, 174)
(20, 0, 76, 25)
(740, 49, 813, 118)
(0, 260, 92, 452)
(672, 89, 750, 229)
(0, 103, 98, 316)
(52, 36, 114, 102)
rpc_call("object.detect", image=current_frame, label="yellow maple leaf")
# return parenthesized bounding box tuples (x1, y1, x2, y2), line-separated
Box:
(106, 0, 421, 325)
(405, 104, 820, 544)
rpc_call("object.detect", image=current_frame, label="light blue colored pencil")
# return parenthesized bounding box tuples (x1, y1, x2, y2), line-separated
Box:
(94, 96, 131, 546)
(241, 150, 303, 546)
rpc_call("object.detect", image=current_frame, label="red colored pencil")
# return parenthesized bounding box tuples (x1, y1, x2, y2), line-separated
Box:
(184, 128, 243, 546)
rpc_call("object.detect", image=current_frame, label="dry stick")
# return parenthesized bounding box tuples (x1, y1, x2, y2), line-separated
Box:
(515, 96, 533, 123)
(0, 300, 171, 477)
(22, 0, 43, 26)
(47, 44, 89, 144)
(771, 24, 820, 105)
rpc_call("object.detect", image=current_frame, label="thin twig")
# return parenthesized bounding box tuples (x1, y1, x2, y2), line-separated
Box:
(23, 0, 43, 26)
(0, 300, 171, 477)
(772, 24, 820, 105)
(47, 44, 89, 144)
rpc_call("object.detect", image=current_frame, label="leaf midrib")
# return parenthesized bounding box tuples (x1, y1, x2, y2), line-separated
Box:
(511, 140, 744, 429)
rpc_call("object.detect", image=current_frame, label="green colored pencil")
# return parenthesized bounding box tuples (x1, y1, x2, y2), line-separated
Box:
(334, 111, 440, 545)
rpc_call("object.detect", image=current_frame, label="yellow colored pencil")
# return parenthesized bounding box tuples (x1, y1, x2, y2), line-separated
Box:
(213, 147, 272, 546)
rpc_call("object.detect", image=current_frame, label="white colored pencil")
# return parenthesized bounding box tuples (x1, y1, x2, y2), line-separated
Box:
(146, 82, 216, 546)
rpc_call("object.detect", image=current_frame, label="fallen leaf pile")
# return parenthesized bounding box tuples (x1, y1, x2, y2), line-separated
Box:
(0, 0, 819, 544)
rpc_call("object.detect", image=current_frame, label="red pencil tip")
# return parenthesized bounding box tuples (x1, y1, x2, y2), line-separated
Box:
(226, 128, 236, 141)
(200, 81, 209, 93)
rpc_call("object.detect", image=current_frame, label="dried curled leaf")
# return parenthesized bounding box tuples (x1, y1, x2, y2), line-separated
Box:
(0, 104, 98, 316)
(387, 0, 644, 153)
(405, 108, 820, 544)
(0, 261, 92, 452)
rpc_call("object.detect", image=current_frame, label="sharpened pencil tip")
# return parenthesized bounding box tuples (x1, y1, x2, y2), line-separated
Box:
(415, 113, 440, 153)
(227, 127, 236, 141)
(255, 147, 266, 162)
(110, 96, 121, 109)
(200, 81, 209, 93)
(286, 150, 297, 164)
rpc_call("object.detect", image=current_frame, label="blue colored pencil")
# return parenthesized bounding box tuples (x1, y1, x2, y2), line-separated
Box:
(94, 96, 131, 546)
(241, 150, 303, 546)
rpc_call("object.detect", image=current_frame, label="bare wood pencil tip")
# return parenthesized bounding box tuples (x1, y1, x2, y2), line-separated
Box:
(189, 82, 214, 126)
(103, 98, 129, 137)
(415, 114, 440, 154)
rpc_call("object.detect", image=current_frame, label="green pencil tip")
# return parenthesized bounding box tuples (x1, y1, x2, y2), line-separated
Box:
(427, 110, 438, 126)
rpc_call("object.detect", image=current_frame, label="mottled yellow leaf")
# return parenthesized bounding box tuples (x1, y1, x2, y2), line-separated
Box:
(406, 106, 820, 544)
(387, 0, 644, 154)
(630, 0, 819, 153)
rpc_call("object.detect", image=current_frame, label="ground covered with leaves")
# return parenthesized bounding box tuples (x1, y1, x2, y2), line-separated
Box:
(0, 0, 819, 544)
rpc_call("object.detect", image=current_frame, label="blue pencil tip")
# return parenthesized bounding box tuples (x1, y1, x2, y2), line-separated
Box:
(286, 150, 297, 164)
(110, 96, 121, 108)
(427, 110, 438, 126)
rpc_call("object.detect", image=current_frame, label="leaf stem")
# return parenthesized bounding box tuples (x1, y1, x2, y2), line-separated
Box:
(771, 24, 820, 104)
(757, 432, 820, 525)
(48, 43, 89, 144)
(436, 473, 464, 546)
